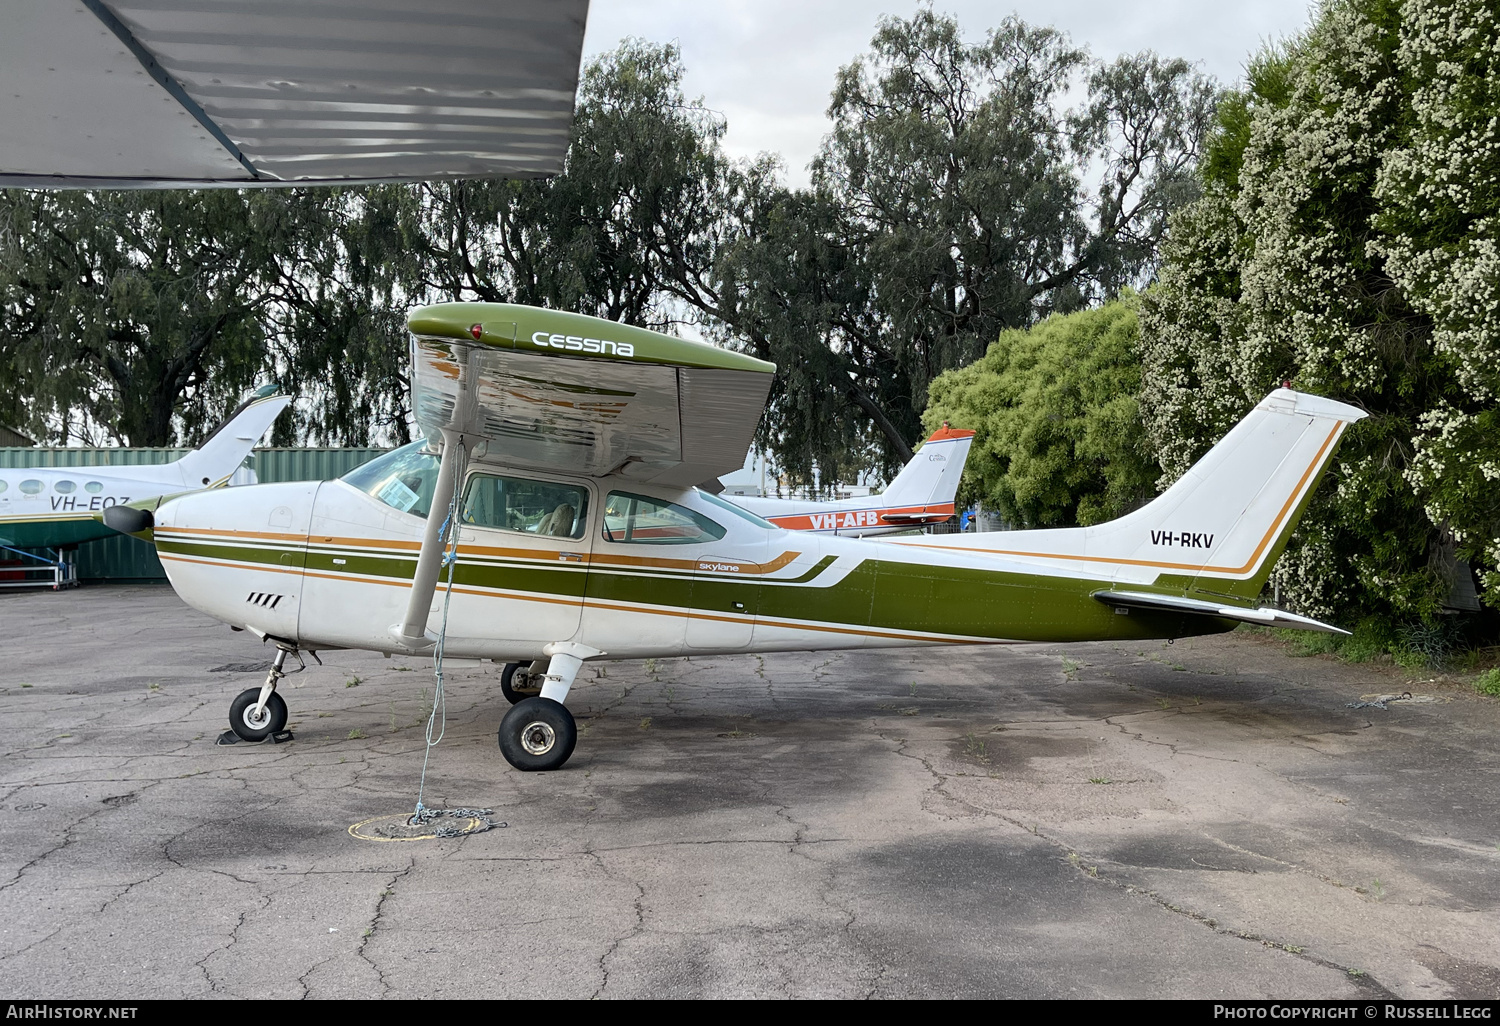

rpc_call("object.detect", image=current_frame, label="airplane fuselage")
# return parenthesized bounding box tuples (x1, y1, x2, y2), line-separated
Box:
(151, 458, 1224, 663)
(1, 466, 181, 548)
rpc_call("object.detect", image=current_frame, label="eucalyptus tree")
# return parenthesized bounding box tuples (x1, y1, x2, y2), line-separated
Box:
(711, 10, 1217, 477)
(0, 187, 405, 447)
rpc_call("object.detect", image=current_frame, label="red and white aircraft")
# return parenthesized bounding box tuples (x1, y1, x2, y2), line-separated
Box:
(727, 426, 975, 537)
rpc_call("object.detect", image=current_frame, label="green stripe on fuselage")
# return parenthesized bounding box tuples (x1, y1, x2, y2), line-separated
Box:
(158, 535, 1230, 644)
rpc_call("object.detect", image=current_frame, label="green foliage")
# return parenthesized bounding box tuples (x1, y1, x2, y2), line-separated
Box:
(1473, 668, 1500, 697)
(923, 301, 1156, 527)
(0, 189, 408, 446)
(1139, 0, 1500, 631)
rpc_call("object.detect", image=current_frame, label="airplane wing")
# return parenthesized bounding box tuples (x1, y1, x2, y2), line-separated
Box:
(407, 303, 776, 488)
(1092, 590, 1349, 634)
(0, 0, 588, 187)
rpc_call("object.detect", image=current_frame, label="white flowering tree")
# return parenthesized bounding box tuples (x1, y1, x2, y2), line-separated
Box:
(1140, 0, 1498, 628)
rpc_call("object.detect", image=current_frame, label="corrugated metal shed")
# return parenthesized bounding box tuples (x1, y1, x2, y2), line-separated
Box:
(1, 446, 386, 579)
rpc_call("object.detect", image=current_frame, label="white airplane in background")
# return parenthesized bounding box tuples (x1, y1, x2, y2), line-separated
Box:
(105, 303, 1364, 774)
(0, 388, 291, 551)
(725, 425, 975, 537)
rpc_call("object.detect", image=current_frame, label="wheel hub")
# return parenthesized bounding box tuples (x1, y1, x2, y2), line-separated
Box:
(242, 705, 271, 728)
(520, 720, 556, 755)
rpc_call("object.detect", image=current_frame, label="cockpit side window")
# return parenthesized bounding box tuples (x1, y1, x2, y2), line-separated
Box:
(461, 474, 589, 540)
(601, 491, 726, 545)
(341, 440, 441, 519)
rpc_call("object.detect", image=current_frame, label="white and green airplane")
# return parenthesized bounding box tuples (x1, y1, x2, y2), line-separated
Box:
(2, 388, 291, 551)
(106, 303, 1365, 771)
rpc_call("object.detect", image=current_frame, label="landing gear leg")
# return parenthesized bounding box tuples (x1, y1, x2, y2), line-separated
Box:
(227, 645, 299, 741)
(496, 643, 601, 771)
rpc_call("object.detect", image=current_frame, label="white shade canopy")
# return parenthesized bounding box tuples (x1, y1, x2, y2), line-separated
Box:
(0, 0, 590, 187)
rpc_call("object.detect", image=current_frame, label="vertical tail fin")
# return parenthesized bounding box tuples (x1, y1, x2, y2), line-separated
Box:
(879, 425, 975, 508)
(172, 392, 292, 489)
(903, 390, 1366, 603)
(1091, 389, 1366, 598)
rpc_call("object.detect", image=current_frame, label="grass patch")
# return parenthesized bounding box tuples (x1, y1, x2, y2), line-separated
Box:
(1473, 668, 1500, 697)
(962, 733, 989, 763)
(1257, 616, 1492, 672)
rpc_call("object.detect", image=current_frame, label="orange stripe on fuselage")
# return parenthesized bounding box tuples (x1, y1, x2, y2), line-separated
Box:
(161, 525, 804, 577)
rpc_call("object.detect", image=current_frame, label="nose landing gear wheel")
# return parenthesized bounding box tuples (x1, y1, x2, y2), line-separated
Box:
(499, 662, 543, 705)
(228, 688, 288, 742)
(498, 697, 576, 771)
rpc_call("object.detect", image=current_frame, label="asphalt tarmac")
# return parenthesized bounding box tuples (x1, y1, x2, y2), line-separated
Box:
(1, 584, 1497, 999)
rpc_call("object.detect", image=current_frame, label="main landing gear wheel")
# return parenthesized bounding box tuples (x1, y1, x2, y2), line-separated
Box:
(229, 688, 288, 741)
(499, 662, 543, 705)
(498, 697, 576, 772)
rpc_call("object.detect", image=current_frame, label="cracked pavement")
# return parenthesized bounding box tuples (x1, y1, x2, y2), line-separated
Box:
(2, 585, 1497, 998)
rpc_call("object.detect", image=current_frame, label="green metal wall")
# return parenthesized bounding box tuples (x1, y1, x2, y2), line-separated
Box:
(0, 447, 387, 580)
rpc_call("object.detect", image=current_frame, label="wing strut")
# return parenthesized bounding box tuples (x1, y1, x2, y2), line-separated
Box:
(392, 351, 477, 651)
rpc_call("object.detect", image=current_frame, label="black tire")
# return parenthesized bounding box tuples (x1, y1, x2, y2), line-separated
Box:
(228, 688, 288, 741)
(499, 662, 543, 705)
(498, 697, 576, 771)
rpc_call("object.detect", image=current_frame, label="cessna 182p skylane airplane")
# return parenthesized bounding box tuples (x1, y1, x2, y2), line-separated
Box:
(106, 303, 1365, 772)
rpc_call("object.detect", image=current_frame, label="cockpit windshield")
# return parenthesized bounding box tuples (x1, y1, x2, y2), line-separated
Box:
(341, 440, 441, 519)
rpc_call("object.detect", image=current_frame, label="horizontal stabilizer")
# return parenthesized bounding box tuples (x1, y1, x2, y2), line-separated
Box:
(878, 512, 948, 524)
(1093, 590, 1349, 635)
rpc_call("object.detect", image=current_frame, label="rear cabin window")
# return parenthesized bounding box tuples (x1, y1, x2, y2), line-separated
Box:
(461, 474, 588, 540)
(19, 480, 43, 495)
(341, 440, 441, 519)
(602, 492, 726, 545)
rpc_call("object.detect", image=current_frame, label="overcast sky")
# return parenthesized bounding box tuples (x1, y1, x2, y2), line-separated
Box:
(581, 1, 1316, 187)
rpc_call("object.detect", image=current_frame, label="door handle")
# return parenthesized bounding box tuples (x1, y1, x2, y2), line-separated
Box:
(558, 552, 582, 562)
